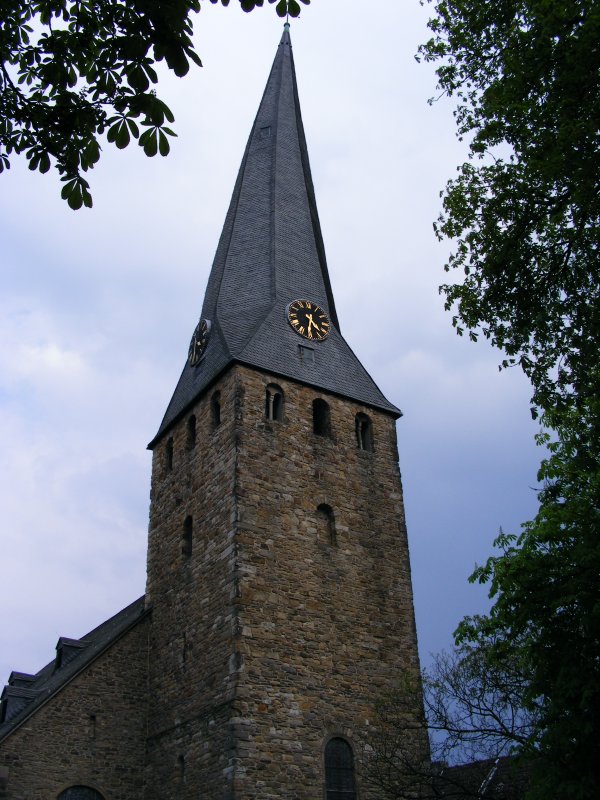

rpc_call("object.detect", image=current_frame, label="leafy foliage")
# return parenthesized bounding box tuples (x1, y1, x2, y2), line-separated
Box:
(420, 2, 600, 797)
(461, 397, 600, 799)
(419, 0, 600, 416)
(0, 0, 309, 208)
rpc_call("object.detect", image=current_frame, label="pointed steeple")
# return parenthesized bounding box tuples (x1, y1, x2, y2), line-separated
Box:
(150, 27, 399, 446)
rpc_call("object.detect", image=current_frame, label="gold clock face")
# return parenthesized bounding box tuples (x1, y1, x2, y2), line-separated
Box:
(188, 318, 211, 366)
(287, 299, 330, 342)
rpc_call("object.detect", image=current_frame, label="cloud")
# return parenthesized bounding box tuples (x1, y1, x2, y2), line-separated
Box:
(0, 0, 543, 680)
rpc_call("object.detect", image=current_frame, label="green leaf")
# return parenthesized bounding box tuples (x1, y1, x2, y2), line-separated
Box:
(145, 64, 158, 85)
(115, 122, 130, 149)
(83, 139, 100, 168)
(127, 65, 149, 92)
(188, 50, 202, 68)
(126, 118, 140, 138)
(165, 47, 189, 78)
(158, 129, 170, 156)
(61, 179, 77, 200)
(68, 192, 83, 210)
(162, 103, 175, 124)
(141, 130, 158, 157)
(61, 175, 93, 210)
(149, 105, 165, 127)
(107, 122, 120, 144)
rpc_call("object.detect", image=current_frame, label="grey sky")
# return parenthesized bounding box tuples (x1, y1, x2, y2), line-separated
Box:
(0, 0, 540, 683)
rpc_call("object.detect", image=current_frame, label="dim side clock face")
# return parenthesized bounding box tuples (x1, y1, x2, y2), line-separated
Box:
(287, 299, 330, 341)
(188, 318, 211, 366)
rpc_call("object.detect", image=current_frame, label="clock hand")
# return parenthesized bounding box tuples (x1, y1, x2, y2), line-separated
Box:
(306, 313, 321, 333)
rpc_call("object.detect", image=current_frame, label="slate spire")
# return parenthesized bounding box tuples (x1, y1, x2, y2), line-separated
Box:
(151, 26, 399, 446)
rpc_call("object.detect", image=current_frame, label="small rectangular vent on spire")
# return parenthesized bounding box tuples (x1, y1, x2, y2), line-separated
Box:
(259, 126, 271, 140)
(298, 345, 315, 364)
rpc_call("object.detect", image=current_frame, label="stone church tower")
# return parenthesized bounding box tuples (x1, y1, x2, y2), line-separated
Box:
(0, 26, 424, 800)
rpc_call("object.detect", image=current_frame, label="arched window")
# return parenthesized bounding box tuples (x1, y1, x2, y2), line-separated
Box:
(165, 437, 174, 471)
(182, 516, 193, 557)
(57, 788, 105, 800)
(313, 398, 331, 437)
(186, 414, 196, 449)
(265, 384, 284, 421)
(355, 413, 373, 451)
(211, 391, 221, 428)
(325, 737, 356, 799)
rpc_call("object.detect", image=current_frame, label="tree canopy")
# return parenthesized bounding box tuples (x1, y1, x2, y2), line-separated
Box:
(420, 0, 600, 417)
(0, 0, 309, 208)
(420, 1, 600, 797)
(460, 398, 600, 798)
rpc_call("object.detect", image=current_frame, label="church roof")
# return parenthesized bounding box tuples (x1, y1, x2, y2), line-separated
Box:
(150, 26, 399, 447)
(0, 596, 148, 743)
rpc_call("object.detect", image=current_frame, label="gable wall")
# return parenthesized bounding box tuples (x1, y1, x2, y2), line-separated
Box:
(0, 615, 149, 800)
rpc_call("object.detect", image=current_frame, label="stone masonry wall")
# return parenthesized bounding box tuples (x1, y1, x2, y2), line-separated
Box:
(145, 367, 241, 799)
(145, 363, 426, 798)
(0, 615, 149, 800)
(231, 365, 425, 798)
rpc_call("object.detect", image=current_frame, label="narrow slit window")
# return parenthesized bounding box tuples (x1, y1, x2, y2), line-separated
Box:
(317, 504, 337, 546)
(165, 437, 174, 471)
(313, 398, 331, 437)
(355, 413, 373, 452)
(265, 384, 284, 422)
(186, 415, 196, 450)
(182, 516, 193, 557)
(325, 737, 356, 799)
(182, 631, 188, 664)
(211, 391, 221, 428)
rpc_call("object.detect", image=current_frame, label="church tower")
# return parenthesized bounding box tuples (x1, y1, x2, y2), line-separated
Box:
(144, 25, 424, 799)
